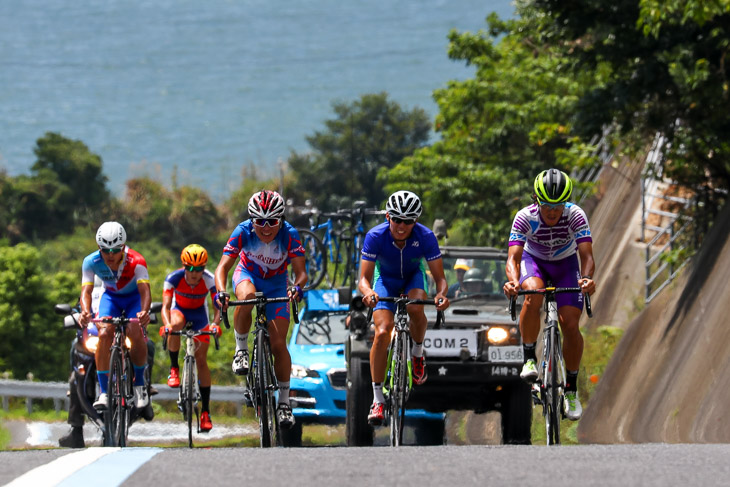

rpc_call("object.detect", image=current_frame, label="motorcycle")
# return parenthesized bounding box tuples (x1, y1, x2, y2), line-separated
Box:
(54, 302, 162, 445)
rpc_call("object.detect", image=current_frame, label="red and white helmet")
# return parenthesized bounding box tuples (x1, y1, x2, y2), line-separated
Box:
(386, 190, 422, 219)
(96, 221, 127, 249)
(248, 190, 285, 219)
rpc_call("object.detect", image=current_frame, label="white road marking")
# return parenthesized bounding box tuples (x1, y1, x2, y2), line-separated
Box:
(3, 448, 119, 487)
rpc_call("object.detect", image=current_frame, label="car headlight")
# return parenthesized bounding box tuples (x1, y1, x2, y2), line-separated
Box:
(84, 336, 99, 353)
(486, 326, 510, 345)
(291, 364, 320, 379)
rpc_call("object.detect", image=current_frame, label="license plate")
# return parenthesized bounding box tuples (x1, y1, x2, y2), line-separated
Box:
(423, 330, 477, 357)
(488, 345, 523, 363)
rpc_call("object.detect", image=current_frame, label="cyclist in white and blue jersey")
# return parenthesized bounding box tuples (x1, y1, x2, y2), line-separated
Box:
(503, 169, 596, 420)
(358, 190, 450, 426)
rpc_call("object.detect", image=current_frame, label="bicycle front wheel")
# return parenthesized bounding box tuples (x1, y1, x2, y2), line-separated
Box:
(256, 332, 278, 447)
(184, 357, 196, 448)
(107, 347, 127, 447)
(389, 331, 409, 447)
(544, 328, 561, 445)
(295, 228, 326, 290)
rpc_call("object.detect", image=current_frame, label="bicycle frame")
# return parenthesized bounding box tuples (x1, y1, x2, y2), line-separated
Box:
(222, 292, 299, 448)
(369, 296, 444, 447)
(509, 286, 592, 445)
(162, 322, 220, 448)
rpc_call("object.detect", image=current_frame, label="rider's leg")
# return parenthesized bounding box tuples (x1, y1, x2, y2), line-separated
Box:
(406, 287, 428, 345)
(233, 280, 256, 347)
(269, 316, 292, 384)
(370, 309, 395, 385)
(167, 310, 186, 367)
(518, 277, 545, 344)
(195, 340, 212, 413)
(95, 323, 113, 393)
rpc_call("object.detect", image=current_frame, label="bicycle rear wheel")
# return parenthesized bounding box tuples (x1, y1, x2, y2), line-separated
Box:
(184, 357, 196, 448)
(295, 228, 326, 290)
(256, 331, 278, 447)
(389, 331, 408, 446)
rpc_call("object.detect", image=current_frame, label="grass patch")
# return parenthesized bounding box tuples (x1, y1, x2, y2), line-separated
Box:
(530, 325, 624, 445)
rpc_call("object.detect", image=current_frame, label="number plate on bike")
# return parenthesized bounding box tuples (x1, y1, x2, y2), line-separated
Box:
(487, 345, 523, 363)
(423, 330, 476, 357)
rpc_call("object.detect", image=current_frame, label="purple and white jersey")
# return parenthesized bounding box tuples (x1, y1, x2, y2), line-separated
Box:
(509, 203, 592, 261)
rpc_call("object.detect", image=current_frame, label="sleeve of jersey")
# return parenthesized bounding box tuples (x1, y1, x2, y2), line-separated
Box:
(287, 226, 305, 258)
(133, 255, 150, 284)
(81, 256, 95, 287)
(422, 230, 442, 261)
(203, 271, 217, 297)
(569, 206, 593, 244)
(163, 274, 176, 297)
(223, 225, 245, 257)
(360, 232, 379, 262)
(508, 210, 529, 247)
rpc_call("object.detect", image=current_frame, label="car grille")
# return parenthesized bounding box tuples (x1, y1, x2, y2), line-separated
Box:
(328, 369, 347, 390)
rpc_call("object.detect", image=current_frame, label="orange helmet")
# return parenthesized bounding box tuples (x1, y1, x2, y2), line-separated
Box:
(181, 244, 208, 267)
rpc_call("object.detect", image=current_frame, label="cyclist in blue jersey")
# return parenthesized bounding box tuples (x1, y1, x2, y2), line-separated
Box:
(78, 222, 152, 410)
(503, 169, 596, 420)
(214, 190, 307, 429)
(358, 190, 450, 426)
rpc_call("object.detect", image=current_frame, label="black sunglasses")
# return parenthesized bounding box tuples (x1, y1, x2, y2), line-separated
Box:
(185, 265, 205, 272)
(252, 218, 281, 227)
(391, 217, 416, 225)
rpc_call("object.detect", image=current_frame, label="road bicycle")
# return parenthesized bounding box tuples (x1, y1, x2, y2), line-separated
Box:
(368, 296, 444, 446)
(161, 321, 225, 448)
(509, 286, 592, 445)
(91, 312, 152, 447)
(297, 202, 385, 291)
(221, 291, 299, 447)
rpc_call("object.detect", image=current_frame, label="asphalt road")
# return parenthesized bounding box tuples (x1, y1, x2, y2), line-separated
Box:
(2, 443, 730, 487)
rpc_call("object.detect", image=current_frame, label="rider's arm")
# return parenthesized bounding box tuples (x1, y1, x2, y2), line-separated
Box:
(576, 241, 596, 295)
(426, 258, 450, 310)
(79, 284, 94, 326)
(137, 281, 151, 326)
(358, 259, 378, 307)
(161, 291, 173, 328)
(504, 245, 524, 296)
(289, 255, 307, 289)
(214, 253, 237, 306)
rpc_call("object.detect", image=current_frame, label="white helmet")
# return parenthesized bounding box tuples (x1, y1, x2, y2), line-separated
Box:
(386, 190, 422, 219)
(96, 221, 127, 249)
(248, 190, 285, 219)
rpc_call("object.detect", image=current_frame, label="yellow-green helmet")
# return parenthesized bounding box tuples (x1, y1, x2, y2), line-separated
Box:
(533, 168, 573, 204)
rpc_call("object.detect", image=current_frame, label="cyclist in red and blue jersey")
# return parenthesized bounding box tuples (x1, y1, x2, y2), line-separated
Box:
(161, 244, 221, 432)
(358, 190, 450, 426)
(503, 169, 596, 421)
(78, 222, 152, 411)
(214, 190, 307, 429)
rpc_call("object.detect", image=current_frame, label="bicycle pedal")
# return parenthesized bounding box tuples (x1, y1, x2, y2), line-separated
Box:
(531, 384, 541, 405)
(243, 389, 254, 407)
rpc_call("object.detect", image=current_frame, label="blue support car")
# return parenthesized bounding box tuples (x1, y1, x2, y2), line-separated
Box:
(282, 289, 445, 446)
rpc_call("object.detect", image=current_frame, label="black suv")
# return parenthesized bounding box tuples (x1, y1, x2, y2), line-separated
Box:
(345, 246, 532, 445)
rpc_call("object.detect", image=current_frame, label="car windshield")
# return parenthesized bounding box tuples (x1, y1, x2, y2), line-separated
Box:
(439, 254, 508, 301)
(295, 310, 351, 345)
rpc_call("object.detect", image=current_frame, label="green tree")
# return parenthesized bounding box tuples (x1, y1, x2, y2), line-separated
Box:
(0, 244, 74, 381)
(286, 92, 431, 211)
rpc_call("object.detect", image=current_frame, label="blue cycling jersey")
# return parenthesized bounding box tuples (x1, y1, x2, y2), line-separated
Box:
(361, 222, 441, 279)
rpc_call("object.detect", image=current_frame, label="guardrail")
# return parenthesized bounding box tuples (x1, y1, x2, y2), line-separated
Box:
(0, 380, 250, 418)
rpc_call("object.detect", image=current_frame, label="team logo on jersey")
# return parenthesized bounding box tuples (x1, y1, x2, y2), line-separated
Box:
(411, 241, 420, 248)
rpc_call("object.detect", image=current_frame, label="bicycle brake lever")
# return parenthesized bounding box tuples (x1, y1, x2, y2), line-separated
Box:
(509, 296, 517, 322)
(584, 293, 593, 318)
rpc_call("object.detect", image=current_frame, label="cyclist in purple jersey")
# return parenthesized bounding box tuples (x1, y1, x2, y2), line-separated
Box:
(359, 190, 450, 426)
(214, 190, 307, 429)
(503, 169, 596, 420)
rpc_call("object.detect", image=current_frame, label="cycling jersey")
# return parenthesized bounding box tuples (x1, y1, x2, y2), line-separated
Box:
(361, 222, 441, 279)
(223, 220, 305, 279)
(508, 203, 592, 261)
(81, 248, 150, 295)
(163, 268, 216, 310)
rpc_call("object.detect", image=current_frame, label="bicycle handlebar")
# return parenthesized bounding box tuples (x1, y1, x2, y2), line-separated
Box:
(508, 287, 593, 321)
(365, 296, 445, 329)
(220, 294, 300, 329)
(91, 316, 140, 325)
(161, 324, 221, 351)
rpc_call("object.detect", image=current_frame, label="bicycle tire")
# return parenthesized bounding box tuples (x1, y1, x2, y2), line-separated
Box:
(256, 331, 278, 447)
(108, 346, 126, 447)
(544, 327, 561, 445)
(389, 331, 408, 446)
(184, 357, 196, 448)
(294, 228, 326, 290)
